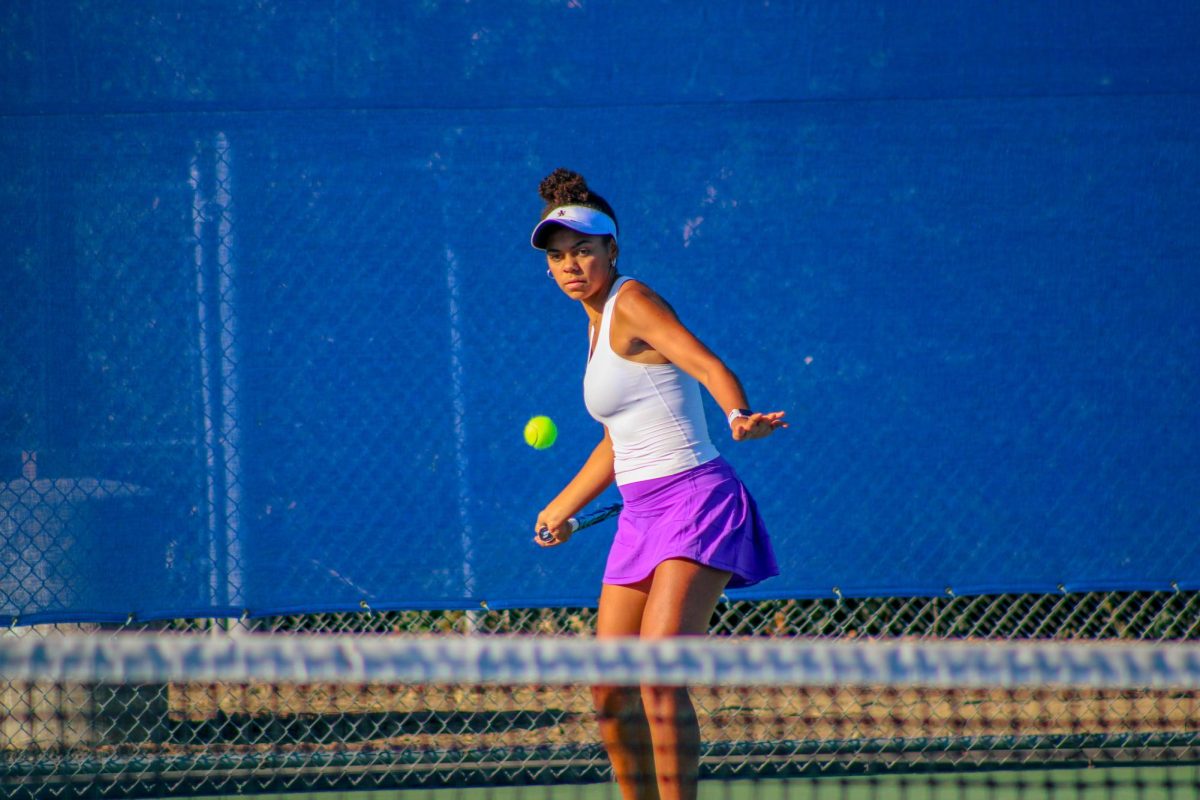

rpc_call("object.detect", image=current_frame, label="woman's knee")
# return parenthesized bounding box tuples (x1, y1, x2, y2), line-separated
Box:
(639, 684, 691, 726)
(591, 684, 642, 723)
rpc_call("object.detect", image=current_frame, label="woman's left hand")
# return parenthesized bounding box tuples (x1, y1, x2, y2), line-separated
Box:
(731, 411, 788, 441)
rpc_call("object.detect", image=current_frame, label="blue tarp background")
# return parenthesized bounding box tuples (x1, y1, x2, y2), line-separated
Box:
(1, 2, 1198, 623)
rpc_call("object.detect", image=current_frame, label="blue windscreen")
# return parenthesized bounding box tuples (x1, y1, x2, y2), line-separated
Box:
(1, 2, 1197, 623)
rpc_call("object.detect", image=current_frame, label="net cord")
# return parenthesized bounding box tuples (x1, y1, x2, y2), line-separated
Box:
(2, 633, 1198, 688)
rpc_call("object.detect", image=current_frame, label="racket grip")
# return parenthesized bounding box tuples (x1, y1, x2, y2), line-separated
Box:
(538, 517, 579, 543)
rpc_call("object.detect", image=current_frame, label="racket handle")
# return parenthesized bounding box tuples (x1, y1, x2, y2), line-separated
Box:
(538, 517, 579, 543)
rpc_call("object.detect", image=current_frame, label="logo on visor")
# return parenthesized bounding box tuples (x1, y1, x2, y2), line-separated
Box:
(557, 209, 567, 217)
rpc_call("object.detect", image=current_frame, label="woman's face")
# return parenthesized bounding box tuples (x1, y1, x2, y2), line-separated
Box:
(544, 227, 617, 301)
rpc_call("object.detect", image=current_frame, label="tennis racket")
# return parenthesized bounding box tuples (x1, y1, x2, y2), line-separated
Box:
(537, 502, 623, 543)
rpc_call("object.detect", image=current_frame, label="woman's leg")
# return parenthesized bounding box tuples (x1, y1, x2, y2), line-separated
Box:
(594, 578, 659, 800)
(639, 558, 732, 800)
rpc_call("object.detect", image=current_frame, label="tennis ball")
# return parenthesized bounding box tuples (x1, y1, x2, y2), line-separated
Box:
(524, 415, 558, 450)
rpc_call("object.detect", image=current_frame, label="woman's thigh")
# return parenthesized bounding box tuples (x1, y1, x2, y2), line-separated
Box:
(596, 577, 654, 639)
(641, 558, 731, 639)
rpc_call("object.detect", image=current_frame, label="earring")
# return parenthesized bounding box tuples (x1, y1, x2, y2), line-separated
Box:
(547, 268, 553, 278)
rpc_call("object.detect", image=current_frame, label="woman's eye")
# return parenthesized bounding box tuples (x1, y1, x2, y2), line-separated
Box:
(576, 249, 590, 257)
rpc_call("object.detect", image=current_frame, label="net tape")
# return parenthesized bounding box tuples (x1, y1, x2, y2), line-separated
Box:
(4, 633, 1200, 688)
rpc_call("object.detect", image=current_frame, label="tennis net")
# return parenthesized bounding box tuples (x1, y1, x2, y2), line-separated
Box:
(1, 633, 1197, 798)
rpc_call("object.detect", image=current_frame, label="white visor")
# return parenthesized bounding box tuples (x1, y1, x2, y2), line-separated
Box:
(530, 205, 618, 250)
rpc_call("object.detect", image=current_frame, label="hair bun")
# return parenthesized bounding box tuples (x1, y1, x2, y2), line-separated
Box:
(539, 168, 591, 206)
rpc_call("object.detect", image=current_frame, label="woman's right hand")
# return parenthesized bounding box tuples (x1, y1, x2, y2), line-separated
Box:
(534, 507, 574, 547)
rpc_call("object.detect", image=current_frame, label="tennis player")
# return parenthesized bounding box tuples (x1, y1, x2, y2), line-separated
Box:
(530, 168, 784, 800)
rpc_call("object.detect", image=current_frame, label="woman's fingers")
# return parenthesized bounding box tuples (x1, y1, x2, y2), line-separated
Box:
(534, 519, 573, 546)
(760, 411, 788, 430)
(731, 410, 788, 440)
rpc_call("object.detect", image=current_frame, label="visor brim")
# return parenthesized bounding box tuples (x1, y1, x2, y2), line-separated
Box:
(530, 206, 618, 250)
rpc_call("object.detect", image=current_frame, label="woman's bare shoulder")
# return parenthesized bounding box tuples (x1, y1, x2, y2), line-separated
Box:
(614, 278, 678, 319)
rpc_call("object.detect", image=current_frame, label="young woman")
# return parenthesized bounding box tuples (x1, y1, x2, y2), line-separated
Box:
(531, 168, 784, 800)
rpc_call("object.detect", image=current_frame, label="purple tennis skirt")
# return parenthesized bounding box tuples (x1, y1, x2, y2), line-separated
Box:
(604, 456, 779, 589)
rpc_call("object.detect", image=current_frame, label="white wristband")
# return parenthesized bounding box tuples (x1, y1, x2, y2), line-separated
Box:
(727, 408, 751, 426)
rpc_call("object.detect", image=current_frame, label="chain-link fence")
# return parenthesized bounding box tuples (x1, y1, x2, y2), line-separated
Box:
(5, 117, 1198, 616)
(2, 591, 1198, 798)
(3, 118, 1198, 794)
(6, 38, 1199, 621)
(4, 4, 1199, 797)
(160, 589, 1200, 641)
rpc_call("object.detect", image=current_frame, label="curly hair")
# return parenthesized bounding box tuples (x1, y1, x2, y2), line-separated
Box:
(538, 168, 619, 233)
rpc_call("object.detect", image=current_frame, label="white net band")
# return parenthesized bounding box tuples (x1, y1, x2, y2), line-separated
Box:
(2, 633, 1198, 688)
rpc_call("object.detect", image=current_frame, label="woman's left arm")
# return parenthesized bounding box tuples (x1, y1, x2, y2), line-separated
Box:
(615, 284, 787, 441)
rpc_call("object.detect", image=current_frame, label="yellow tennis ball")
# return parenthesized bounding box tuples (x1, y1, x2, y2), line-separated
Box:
(524, 415, 558, 450)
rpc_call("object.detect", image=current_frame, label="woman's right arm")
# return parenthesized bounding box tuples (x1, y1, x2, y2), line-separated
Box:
(534, 427, 615, 545)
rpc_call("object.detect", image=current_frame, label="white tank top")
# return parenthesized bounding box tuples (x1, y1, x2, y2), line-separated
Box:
(583, 277, 720, 485)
